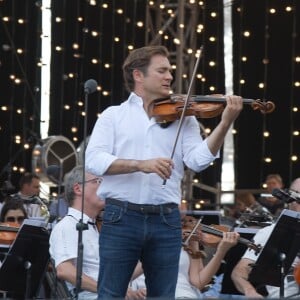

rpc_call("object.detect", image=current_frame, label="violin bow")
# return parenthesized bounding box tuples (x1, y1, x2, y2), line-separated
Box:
(163, 46, 203, 186)
(182, 216, 203, 247)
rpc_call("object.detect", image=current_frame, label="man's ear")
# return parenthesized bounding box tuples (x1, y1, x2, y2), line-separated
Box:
(133, 69, 144, 83)
(73, 183, 82, 195)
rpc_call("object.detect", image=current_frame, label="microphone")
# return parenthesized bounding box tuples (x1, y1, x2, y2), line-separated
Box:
(84, 79, 98, 94)
(272, 188, 300, 204)
(46, 165, 61, 184)
(288, 189, 300, 203)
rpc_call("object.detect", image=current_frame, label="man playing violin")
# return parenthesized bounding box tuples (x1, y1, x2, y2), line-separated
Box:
(85, 45, 243, 299)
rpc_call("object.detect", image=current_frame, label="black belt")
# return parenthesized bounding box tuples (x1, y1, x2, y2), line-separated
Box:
(106, 198, 177, 214)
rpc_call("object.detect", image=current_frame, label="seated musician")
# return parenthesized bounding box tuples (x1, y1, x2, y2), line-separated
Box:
(0, 199, 27, 271)
(49, 165, 104, 299)
(231, 178, 300, 298)
(256, 173, 285, 217)
(129, 207, 240, 299)
(49, 166, 145, 300)
(10, 172, 46, 218)
(0, 198, 27, 225)
(176, 215, 239, 298)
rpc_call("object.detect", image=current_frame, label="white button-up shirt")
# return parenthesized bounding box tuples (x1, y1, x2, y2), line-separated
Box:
(86, 92, 217, 205)
(49, 207, 99, 297)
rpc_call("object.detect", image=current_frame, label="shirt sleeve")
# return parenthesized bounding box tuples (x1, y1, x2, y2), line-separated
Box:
(85, 107, 118, 176)
(49, 223, 78, 267)
(182, 117, 219, 172)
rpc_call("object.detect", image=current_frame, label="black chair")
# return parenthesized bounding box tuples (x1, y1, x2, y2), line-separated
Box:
(44, 259, 74, 299)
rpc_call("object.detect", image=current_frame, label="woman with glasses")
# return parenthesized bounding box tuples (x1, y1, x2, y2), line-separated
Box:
(0, 198, 27, 259)
(0, 198, 27, 225)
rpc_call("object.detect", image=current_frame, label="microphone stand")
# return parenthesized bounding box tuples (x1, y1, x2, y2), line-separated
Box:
(75, 80, 98, 299)
(56, 165, 64, 222)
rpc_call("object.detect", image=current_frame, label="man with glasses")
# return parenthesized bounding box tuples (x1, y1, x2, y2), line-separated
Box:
(49, 166, 144, 299)
(49, 165, 104, 299)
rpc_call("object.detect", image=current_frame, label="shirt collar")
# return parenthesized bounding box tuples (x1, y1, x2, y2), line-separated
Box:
(128, 92, 143, 105)
(67, 207, 91, 224)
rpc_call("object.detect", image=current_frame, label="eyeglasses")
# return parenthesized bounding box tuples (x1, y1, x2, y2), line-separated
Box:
(5, 216, 25, 224)
(78, 177, 103, 185)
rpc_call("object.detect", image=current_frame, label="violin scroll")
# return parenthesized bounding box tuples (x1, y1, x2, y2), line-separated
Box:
(251, 99, 275, 114)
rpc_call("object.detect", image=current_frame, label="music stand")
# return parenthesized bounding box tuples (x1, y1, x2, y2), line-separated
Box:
(0, 219, 50, 299)
(181, 210, 221, 225)
(248, 209, 300, 297)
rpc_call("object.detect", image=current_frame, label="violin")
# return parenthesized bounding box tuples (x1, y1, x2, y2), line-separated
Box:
(294, 262, 300, 285)
(0, 222, 20, 245)
(182, 216, 229, 247)
(151, 94, 275, 123)
(181, 215, 261, 255)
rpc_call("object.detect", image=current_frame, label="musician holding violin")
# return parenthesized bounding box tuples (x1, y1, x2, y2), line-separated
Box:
(0, 199, 27, 300)
(0, 198, 27, 225)
(177, 214, 240, 298)
(0, 198, 27, 248)
(86, 45, 244, 299)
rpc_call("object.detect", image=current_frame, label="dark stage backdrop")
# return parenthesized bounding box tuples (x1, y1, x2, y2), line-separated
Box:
(0, 0, 299, 205)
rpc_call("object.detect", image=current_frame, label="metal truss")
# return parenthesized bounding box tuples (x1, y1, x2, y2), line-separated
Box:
(145, 0, 201, 94)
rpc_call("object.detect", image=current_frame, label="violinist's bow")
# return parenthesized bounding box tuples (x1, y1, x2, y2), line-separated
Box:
(162, 46, 204, 186)
(182, 216, 203, 247)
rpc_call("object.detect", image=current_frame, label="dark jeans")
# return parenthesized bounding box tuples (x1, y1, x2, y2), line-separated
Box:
(98, 201, 182, 299)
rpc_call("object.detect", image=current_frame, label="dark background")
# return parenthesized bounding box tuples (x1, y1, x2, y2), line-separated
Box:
(0, 0, 299, 204)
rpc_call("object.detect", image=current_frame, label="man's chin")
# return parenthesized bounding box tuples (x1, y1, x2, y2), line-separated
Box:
(160, 89, 171, 97)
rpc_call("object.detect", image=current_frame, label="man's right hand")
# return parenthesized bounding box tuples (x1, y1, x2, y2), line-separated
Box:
(138, 158, 174, 180)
